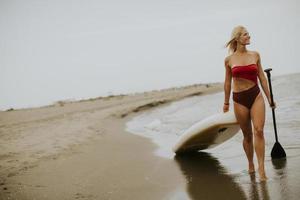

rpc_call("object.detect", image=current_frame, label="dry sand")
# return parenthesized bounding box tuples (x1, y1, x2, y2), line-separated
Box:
(0, 83, 227, 200)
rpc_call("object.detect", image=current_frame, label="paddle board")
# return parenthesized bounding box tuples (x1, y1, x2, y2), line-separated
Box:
(173, 111, 240, 154)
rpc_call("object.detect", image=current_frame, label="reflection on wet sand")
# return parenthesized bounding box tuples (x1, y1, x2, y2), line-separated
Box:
(244, 158, 288, 200)
(271, 158, 290, 200)
(174, 152, 247, 200)
(248, 173, 270, 200)
(271, 158, 287, 170)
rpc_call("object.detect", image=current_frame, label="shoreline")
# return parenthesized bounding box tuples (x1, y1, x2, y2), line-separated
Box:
(1, 82, 222, 112)
(2, 71, 299, 113)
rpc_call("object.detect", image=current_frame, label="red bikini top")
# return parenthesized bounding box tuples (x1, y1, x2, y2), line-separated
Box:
(231, 63, 258, 84)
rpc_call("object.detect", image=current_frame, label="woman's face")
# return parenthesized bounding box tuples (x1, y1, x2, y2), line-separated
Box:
(238, 29, 251, 45)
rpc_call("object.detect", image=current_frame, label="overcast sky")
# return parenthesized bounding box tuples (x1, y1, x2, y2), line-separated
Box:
(1, 0, 299, 110)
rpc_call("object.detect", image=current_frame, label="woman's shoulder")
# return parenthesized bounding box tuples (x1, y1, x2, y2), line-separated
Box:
(249, 50, 260, 58)
(224, 54, 233, 62)
(224, 55, 232, 67)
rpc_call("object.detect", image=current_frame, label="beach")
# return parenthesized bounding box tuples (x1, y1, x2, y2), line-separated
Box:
(1, 73, 300, 200)
(1, 1, 299, 199)
(1, 83, 224, 199)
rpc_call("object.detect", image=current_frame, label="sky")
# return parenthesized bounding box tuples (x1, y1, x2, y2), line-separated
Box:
(1, 0, 299, 110)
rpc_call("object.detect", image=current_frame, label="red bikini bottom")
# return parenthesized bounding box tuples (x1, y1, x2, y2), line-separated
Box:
(233, 84, 260, 109)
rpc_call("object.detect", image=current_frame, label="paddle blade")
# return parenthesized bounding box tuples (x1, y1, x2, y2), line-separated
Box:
(271, 142, 286, 159)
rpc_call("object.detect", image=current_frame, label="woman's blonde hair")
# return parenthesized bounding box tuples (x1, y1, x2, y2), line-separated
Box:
(225, 25, 247, 55)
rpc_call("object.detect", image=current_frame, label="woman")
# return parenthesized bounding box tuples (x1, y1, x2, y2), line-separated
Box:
(223, 25, 276, 181)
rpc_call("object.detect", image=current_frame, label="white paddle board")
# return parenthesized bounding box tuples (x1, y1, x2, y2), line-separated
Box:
(173, 111, 240, 154)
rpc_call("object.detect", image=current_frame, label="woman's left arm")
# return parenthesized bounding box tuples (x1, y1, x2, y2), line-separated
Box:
(256, 51, 272, 105)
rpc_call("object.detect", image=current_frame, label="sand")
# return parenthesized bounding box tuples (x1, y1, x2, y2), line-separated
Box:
(0, 83, 225, 200)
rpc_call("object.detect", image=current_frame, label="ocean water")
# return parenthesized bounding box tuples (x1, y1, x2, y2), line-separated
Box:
(126, 73, 300, 200)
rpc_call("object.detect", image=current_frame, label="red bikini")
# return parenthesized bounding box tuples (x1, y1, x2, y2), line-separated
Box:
(231, 64, 260, 109)
(232, 63, 258, 84)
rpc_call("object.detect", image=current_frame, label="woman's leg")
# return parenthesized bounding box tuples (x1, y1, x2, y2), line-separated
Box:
(250, 93, 267, 180)
(233, 102, 254, 173)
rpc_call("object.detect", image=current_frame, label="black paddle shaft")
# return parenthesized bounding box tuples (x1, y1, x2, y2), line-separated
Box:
(264, 68, 279, 142)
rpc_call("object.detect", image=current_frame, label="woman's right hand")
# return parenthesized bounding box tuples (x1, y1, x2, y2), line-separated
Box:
(223, 104, 229, 113)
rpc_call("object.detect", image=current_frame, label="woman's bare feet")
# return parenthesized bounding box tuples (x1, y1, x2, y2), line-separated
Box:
(248, 163, 255, 174)
(258, 167, 268, 181)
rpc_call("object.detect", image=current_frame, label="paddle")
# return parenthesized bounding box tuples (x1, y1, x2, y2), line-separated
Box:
(264, 68, 286, 159)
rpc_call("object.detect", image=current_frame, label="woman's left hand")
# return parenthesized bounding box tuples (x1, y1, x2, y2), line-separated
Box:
(269, 101, 277, 109)
(268, 96, 277, 109)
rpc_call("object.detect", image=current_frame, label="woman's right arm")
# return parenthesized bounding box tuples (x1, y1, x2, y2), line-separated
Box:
(223, 56, 232, 112)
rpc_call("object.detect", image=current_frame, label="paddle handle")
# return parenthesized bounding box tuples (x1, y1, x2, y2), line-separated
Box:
(264, 68, 279, 143)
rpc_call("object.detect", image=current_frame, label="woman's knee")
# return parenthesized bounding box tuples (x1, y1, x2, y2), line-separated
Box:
(254, 126, 264, 138)
(243, 135, 252, 143)
(241, 128, 253, 142)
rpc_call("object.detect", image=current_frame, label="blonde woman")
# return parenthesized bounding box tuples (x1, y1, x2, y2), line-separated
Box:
(223, 25, 276, 181)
